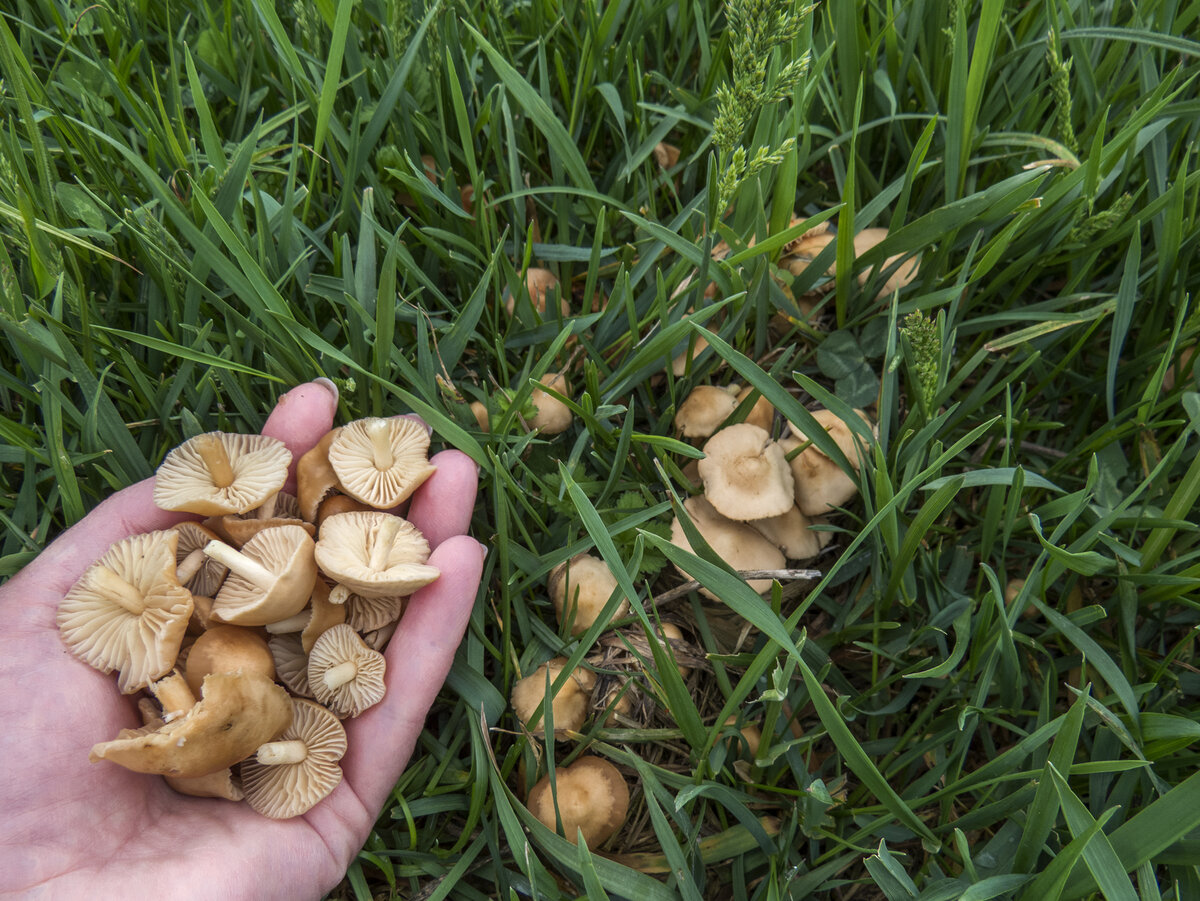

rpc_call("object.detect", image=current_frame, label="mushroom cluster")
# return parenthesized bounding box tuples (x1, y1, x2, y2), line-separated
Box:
(58, 417, 441, 818)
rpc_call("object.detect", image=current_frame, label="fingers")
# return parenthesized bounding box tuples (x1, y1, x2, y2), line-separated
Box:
(337, 535, 486, 813)
(406, 450, 479, 548)
(261, 380, 339, 493)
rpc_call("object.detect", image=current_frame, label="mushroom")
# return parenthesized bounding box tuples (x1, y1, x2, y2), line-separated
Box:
(332, 587, 404, 634)
(264, 579, 347, 653)
(269, 633, 312, 698)
(527, 756, 630, 846)
(668, 496, 785, 600)
(734, 385, 775, 433)
(89, 671, 292, 778)
(548, 554, 628, 636)
(327, 417, 437, 509)
(782, 408, 875, 515)
(137, 681, 245, 801)
(307, 624, 387, 717)
(697, 423, 795, 521)
(241, 698, 347, 818)
(674, 385, 739, 439)
(746, 504, 824, 560)
(171, 522, 228, 597)
(57, 530, 194, 694)
(183, 625, 275, 698)
(510, 657, 597, 736)
(153, 432, 292, 516)
(505, 267, 568, 317)
(469, 401, 490, 432)
(205, 525, 318, 626)
(204, 492, 315, 548)
(314, 511, 439, 597)
(297, 427, 342, 523)
(529, 373, 572, 435)
(315, 494, 373, 527)
(652, 142, 681, 169)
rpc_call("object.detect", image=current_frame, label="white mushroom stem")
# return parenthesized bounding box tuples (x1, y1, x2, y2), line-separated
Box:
(175, 548, 207, 585)
(256, 740, 309, 766)
(256, 493, 279, 520)
(329, 584, 352, 605)
(151, 672, 196, 719)
(366, 419, 394, 471)
(265, 611, 311, 634)
(203, 541, 277, 591)
(91, 567, 147, 615)
(323, 661, 359, 691)
(367, 518, 403, 572)
(194, 434, 235, 488)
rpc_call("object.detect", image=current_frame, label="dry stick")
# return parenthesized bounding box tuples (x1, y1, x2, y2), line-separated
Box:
(651, 568, 821, 606)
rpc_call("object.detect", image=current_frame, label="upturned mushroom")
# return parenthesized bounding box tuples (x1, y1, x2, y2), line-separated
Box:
(510, 657, 597, 736)
(548, 554, 628, 636)
(171, 522, 228, 598)
(697, 422, 795, 520)
(314, 511, 439, 597)
(527, 756, 630, 846)
(153, 432, 292, 516)
(57, 530, 194, 694)
(328, 416, 437, 509)
(241, 698, 348, 818)
(205, 525, 318, 626)
(307, 624, 387, 717)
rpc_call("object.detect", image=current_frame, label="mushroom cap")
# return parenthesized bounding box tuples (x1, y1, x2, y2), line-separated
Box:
(746, 504, 823, 560)
(241, 698, 347, 818)
(297, 428, 342, 522)
(300, 579, 348, 654)
(734, 386, 775, 433)
(530, 373, 572, 435)
(314, 511, 439, 597)
(183, 625, 275, 698)
(668, 496, 785, 600)
(782, 409, 875, 515)
(510, 657, 596, 736)
(697, 423, 795, 520)
(315, 494, 373, 527)
(89, 671, 292, 777)
(307, 624, 387, 717)
(505, 267, 569, 316)
(527, 756, 630, 846)
(674, 385, 739, 439)
(210, 525, 318, 626)
(172, 522, 228, 597)
(57, 530, 194, 694)
(548, 554, 628, 636)
(328, 417, 436, 509)
(153, 432, 292, 516)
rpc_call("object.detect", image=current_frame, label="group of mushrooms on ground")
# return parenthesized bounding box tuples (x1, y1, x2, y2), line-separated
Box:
(58, 416, 440, 818)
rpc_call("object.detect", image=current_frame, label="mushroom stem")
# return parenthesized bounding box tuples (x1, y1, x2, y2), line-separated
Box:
(328, 583, 352, 605)
(152, 672, 197, 720)
(323, 660, 359, 691)
(255, 740, 309, 766)
(194, 434, 236, 488)
(176, 548, 207, 585)
(366, 419, 394, 471)
(367, 518, 403, 572)
(90, 567, 148, 615)
(265, 611, 311, 634)
(202, 541, 278, 591)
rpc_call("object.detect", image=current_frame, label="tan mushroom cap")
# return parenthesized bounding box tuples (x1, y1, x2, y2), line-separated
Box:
(746, 504, 823, 560)
(307, 624, 387, 717)
(206, 525, 318, 626)
(183, 625, 275, 698)
(89, 671, 292, 778)
(328, 417, 436, 509)
(527, 756, 630, 846)
(548, 554, 628, 636)
(297, 428, 342, 523)
(136, 686, 244, 801)
(697, 423, 795, 520)
(668, 496, 785, 600)
(315, 494, 372, 527)
(172, 522, 228, 598)
(314, 511, 439, 598)
(674, 385, 739, 439)
(530, 373, 572, 435)
(241, 698, 348, 819)
(153, 432, 291, 516)
(337, 587, 405, 634)
(204, 492, 315, 548)
(783, 409, 875, 515)
(506, 267, 569, 317)
(734, 386, 775, 433)
(510, 657, 596, 736)
(57, 530, 194, 694)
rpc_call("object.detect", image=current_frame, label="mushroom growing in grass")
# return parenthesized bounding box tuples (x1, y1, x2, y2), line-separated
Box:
(527, 756, 630, 846)
(548, 554, 629, 636)
(674, 385, 739, 439)
(328, 416, 437, 509)
(782, 408, 875, 516)
(505, 267, 568, 317)
(668, 496, 785, 600)
(746, 504, 824, 561)
(205, 525, 318, 626)
(307, 624, 387, 718)
(57, 530, 194, 694)
(153, 432, 292, 516)
(529, 373, 572, 435)
(510, 657, 597, 736)
(315, 511, 439, 598)
(242, 698, 347, 819)
(697, 423, 796, 521)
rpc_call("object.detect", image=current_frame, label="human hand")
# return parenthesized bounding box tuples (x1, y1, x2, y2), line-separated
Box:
(0, 380, 485, 900)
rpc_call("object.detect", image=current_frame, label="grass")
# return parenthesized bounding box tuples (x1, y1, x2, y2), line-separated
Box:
(2, 0, 1200, 897)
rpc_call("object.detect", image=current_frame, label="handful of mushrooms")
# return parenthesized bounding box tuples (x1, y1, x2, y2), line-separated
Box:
(57, 416, 440, 818)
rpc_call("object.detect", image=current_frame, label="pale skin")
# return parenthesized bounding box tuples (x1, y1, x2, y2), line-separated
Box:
(0, 381, 485, 900)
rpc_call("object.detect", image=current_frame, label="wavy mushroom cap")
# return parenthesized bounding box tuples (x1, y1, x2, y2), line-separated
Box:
(207, 525, 318, 626)
(548, 554, 628, 636)
(242, 698, 348, 819)
(328, 417, 436, 509)
(505, 267, 568, 317)
(314, 511, 439, 597)
(527, 756, 630, 846)
(297, 428, 342, 522)
(697, 423, 795, 521)
(529, 373, 573, 434)
(668, 496, 785, 600)
(154, 432, 292, 516)
(746, 503, 823, 561)
(674, 385, 739, 439)
(307, 624, 387, 717)
(57, 530, 194, 694)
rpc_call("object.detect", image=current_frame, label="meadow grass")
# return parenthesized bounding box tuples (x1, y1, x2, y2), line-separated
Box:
(2, 0, 1200, 897)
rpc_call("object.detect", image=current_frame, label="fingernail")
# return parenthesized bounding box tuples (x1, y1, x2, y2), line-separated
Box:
(313, 377, 339, 404)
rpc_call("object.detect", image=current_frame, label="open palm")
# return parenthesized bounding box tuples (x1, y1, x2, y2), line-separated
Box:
(0, 382, 484, 900)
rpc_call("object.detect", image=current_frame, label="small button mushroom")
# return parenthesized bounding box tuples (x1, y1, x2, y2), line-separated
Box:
(510, 657, 596, 736)
(205, 525, 318, 626)
(307, 624, 387, 718)
(153, 432, 292, 516)
(315, 511, 439, 597)
(698, 423, 796, 521)
(328, 416, 437, 509)
(57, 530, 194, 694)
(668, 496, 785, 600)
(674, 385, 739, 439)
(527, 756, 630, 846)
(529, 373, 572, 435)
(548, 554, 629, 636)
(242, 698, 348, 818)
